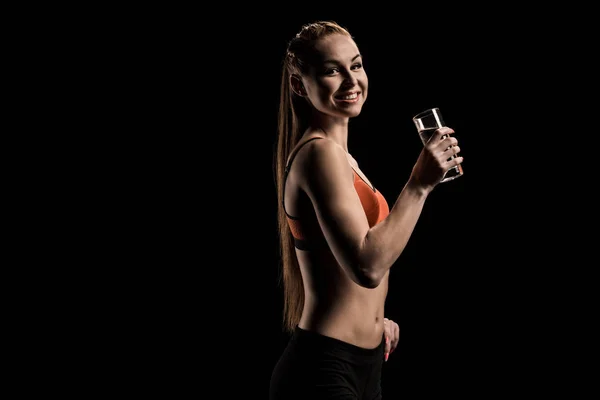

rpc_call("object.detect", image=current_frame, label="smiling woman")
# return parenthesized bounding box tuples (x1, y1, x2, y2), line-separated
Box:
(269, 20, 463, 399)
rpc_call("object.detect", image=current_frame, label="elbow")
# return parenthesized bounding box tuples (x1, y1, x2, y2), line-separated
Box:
(355, 267, 386, 289)
(342, 238, 390, 288)
(351, 235, 393, 288)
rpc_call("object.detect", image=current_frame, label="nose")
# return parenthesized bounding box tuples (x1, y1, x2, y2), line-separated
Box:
(341, 69, 358, 87)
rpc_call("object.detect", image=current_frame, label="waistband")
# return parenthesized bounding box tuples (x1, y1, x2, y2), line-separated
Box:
(292, 326, 385, 362)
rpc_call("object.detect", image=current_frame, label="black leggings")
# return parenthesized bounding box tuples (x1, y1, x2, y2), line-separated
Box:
(270, 326, 385, 400)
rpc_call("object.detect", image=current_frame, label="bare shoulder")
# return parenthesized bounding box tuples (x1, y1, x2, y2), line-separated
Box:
(301, 137, 346, 165)
(293, 137, 353, 187)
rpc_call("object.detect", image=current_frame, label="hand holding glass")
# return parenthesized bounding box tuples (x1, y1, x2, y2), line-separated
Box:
(412, 107, 463, 183)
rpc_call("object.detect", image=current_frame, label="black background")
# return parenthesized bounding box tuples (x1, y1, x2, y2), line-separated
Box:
(107, 6, 594, 398)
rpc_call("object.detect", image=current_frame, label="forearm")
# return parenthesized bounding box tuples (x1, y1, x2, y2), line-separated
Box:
(361, 177, 430, 282)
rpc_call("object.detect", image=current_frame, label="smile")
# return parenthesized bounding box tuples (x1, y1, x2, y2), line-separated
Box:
(335, 92, 359, 102)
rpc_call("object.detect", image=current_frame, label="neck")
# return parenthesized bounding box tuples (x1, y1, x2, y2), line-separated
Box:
(313, 124, 349, 152)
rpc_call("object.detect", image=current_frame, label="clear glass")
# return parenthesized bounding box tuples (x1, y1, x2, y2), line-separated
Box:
(412, 107, 463, 183)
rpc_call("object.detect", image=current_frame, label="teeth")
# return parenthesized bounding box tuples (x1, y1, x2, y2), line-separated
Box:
(339, 93, 357, 100)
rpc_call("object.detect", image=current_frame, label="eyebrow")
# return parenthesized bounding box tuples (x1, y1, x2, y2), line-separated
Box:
(323, 54, 362, 65)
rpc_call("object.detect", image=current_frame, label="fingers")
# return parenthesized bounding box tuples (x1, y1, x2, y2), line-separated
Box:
(384, 335, 391, 361)
(433, 127, 454, 140)
(428, 127, 463, 170)
(443, 144, 461, 160)
(386, 320, 399, 353)
(383, 318, 391, 361)
(389, 321, 400, 353)
(449, 156, 464, 168)
(383, 318, 400, 362)
(432, 130, 458, 151)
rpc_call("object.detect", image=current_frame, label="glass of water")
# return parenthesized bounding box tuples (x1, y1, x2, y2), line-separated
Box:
(412, 107, 463, 183)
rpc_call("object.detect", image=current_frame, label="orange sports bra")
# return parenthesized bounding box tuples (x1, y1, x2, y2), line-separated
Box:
(283, 137, 390, 250)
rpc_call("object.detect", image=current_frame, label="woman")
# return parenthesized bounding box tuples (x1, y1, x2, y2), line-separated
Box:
(270, 20, 463, 399)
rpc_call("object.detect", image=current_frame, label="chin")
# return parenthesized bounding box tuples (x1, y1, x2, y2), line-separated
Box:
(347, 104, 365, 117)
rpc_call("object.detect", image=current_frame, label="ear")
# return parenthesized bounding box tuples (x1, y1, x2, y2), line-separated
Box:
(290, 74, 306, 96)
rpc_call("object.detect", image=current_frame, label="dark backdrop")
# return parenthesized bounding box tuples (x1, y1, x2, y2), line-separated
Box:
(109, 6, 592, 398)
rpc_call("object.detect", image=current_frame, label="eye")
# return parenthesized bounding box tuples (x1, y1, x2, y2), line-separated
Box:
(351, 63, 363, 70)
(324, 67, 339, 75)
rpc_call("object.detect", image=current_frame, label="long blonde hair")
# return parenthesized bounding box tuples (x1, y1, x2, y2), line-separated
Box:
(273, 21, 352, 333)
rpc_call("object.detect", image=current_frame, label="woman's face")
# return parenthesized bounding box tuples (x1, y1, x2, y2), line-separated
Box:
(300, 34, 368, 119)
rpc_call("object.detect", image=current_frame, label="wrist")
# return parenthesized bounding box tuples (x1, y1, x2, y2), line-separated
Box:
(406, 176, 432, 198)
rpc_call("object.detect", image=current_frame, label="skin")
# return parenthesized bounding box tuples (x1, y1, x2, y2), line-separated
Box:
(285, 34, 463, 359)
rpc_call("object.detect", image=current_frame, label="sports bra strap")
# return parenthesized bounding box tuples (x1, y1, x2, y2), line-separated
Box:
(284, 137, 324, 175)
